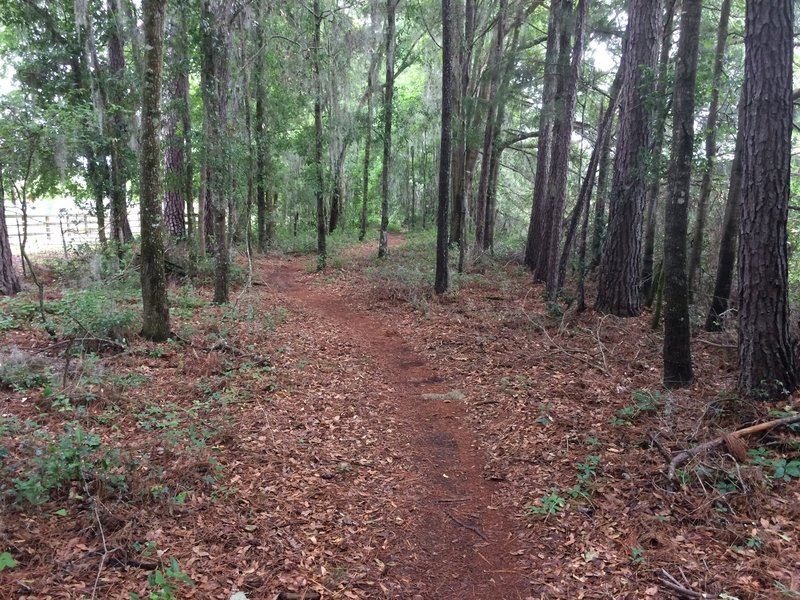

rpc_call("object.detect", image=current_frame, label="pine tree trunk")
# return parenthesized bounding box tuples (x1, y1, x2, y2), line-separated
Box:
(525, 0, 563, 270)
(0, 161, 21, 296)
(163, 11, 187, 240)
(596, 0, 662, 316)
(540, 0, 586, 298)
(474, 0, 508, 251)
(139, 0, 170, 341)
(737, 0, 798, 398)
(379, 0, 397, 258)
(107, 0, 133, 245)
(255, 11, 268, 252)
(312, 0, 326, 267)
(687, 0, 731, 299)
(705, 95, 743, 332)
(662, 0, 701, 388)
(589, 113, 612, 270)
(641, 0, 677, 301)
(435, 0, 454, 295)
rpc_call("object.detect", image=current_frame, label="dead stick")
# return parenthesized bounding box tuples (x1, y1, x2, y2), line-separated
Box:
(659, 569, 715, 599)
(444, 510, 488, 542)
(667, 413, 800, 480)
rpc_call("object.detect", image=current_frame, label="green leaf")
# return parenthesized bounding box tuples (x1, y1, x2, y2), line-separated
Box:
(54, 508, 68, 517)
(0, 552, 18, 571)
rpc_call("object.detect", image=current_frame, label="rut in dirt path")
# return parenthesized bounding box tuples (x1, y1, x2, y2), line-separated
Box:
(266, 256, 529, 600)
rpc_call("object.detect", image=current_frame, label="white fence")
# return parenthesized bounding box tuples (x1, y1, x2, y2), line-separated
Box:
(4, 203, 141, 255)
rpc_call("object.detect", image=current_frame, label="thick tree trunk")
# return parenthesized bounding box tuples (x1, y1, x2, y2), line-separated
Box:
(705, 96, 743, 332)
(139, 0, 170, 341)
(435, 0, 454, 294)
(163, 11, 187, 239)
(107, 0, 133, 245)
(687, 0, 731, 299)
(525, 0, 564, 270)
(379, 0, 397, 258)
(641, 0, 677, 301)
(596, 0, 662, 316)
(737, 0, 798, 399)
(662, 0, 701, 388)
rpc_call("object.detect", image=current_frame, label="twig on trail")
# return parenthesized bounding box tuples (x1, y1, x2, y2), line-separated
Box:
(667, 413, 800, 480)
(444, 510, 488, 542)
(434, 497, 471, 503)
(659, 569, 717, 599)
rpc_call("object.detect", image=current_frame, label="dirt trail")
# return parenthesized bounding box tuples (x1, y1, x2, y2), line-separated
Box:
(263, 245, 528, 599)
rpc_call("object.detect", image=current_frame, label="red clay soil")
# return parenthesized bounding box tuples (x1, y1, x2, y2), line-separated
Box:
(267, 257, 528, 599)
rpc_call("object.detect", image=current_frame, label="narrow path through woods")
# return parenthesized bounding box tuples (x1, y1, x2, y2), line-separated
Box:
(260, 237, 528, 599)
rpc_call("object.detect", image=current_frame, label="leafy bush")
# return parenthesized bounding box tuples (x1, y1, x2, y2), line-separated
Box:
(2, 421, 129, 506)
(53, 287, 139, 343)
(0, 347, 57, 391)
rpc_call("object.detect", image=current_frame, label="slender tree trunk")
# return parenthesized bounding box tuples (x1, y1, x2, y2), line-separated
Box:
(360, 67, 375, 241)
(435, 0, 454, 294)
(179, 1, 194, 250)
(662, 0, 701, 388)
(474, 0, 508, 251)
(737, 0, 798, 399)
(641, 0, 677, 301)
(140, 0, 170, 341)
(705, 95, 743, 332)
(0, 161, 21, 296)
(687, 0, 731, 299)
(379, 0, 397, 258)
(255, 11, 268, 252)
(589, 113, 612, 270)
(313, 0, 326, 267)
(596, 0, 662, 316)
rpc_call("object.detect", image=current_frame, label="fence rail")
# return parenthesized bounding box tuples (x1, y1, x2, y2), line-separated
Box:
(4, 205, 141, 255)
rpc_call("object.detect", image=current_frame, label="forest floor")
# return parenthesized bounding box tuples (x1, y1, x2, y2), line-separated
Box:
(1, 233, 799, 600)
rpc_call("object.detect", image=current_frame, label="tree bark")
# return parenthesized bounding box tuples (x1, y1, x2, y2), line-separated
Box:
(687, 0, 731, 299)
(662, 0, 702, 388)
(0, 161, 21, 296)
(641, 0, 677, 301)
(705, 95, 743, 332)
(596, 0, 662, 316)
(255, 8, 268, 252)
(312, 0, 326, 267)
(107, 0, 133, 245)
(163, 7, 187, 239)
(525, 0, 564, 270)
(474, 0, 508, 252)
(360, 63, 376, 241)
(435, 0, 454, 295)
(379, 0, 397, 259)
(139, 0, 170, 341)
(737, 0, 797, 399)
(539, 0, 587, 298)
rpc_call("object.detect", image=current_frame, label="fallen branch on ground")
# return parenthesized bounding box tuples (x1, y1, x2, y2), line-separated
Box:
(667, 413, 800, 480)
(659, 569, 717, 599)
(209, 339, 271, 367)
